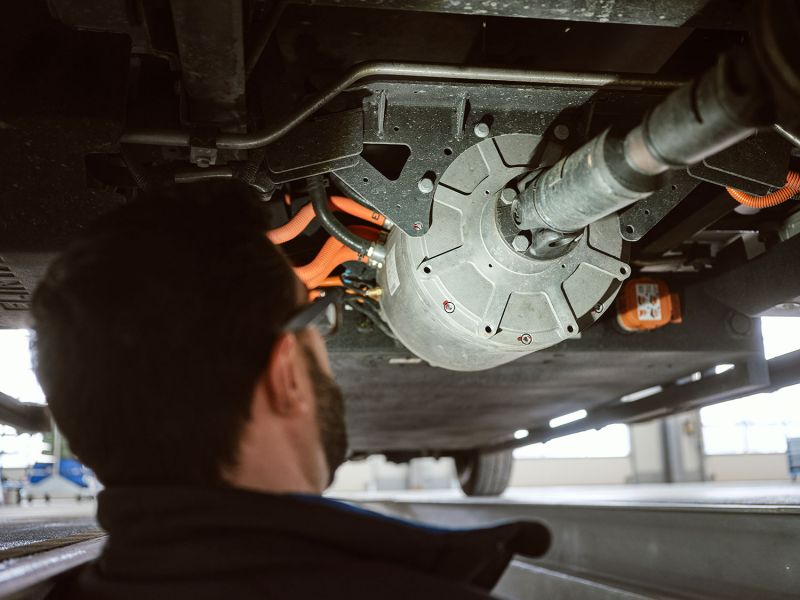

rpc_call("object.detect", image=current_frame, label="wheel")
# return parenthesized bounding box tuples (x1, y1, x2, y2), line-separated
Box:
(455, 449, 513, 497)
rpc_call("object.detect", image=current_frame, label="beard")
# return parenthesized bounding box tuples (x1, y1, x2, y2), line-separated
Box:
(302, 346, 348, 485)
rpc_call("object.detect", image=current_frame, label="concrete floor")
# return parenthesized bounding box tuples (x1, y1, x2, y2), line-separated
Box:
(0, 500, 98, 555)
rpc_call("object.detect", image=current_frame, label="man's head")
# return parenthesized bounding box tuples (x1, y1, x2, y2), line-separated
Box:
(31, 182, 347, 493)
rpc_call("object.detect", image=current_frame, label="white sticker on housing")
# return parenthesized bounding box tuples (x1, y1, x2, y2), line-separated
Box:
(635, 282, 662, 321)
(386, 245, 400, 296)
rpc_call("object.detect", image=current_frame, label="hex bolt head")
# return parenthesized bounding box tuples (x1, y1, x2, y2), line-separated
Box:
(728, 312, 752, 336)
(553, 124, 570, 141)
(500, 188, 518, 205)
(474, 122, 491, 138)
(417, 176, 435, 194)
(512, 234, 531, 252)
(195, 157, 211, 168)
(412, 221, 423, 232)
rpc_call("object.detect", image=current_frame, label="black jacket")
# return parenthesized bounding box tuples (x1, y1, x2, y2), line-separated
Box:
(49, 485, 550, 599)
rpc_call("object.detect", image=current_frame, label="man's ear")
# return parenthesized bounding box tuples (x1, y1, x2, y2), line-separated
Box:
(264, 333, 311, 417)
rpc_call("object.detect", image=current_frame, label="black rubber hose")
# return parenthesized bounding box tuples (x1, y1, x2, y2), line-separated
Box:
(307, 176, 373, 257)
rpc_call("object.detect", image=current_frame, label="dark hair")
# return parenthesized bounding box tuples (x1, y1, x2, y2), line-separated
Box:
(31, 182, 299, 486)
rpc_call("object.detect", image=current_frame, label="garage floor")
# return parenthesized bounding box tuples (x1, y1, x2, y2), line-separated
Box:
(2, 482, 798, 598)
(337, 481, 800, 506)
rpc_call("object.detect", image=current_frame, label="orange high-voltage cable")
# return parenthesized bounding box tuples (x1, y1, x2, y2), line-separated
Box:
(726, 171, 800, 209)
(294, 225, 382, 289)
(267, 196, 385, 244)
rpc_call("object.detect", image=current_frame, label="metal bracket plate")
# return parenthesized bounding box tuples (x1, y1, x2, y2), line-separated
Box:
(333, 82, 596, 235)
(264, 109, 363, 184)
(619, 170, 700, 242)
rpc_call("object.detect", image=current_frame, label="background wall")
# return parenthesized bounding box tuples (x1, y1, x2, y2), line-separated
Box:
(705, 454, 787, 481)
(509, 457, 632, 487)
(328, 451, 794, 493)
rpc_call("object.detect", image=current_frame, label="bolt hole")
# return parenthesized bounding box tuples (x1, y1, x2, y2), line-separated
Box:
(567, 325, 575, 333)
(485, 325, 492, 333)
(423, 266, 431, 274)
(444, 147, 453, 156)
(362, 177, 369, 183)
(644, 209, 651, 216)
(620, 267, 627, 275)
(625, 224, 635, 234)
(488, 263, 493, 268)
(393, 125, 400, 131)
(671, 184, 678, 191)
(561, 263, 567, 269)
(484, 190, 490, 195)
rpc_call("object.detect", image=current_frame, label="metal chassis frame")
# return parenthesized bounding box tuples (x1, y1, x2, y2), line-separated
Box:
(287, 0, 746, 29)
(479, 352, 777, 454)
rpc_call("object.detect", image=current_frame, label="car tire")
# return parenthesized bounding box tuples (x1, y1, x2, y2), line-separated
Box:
(455, 449, 513, 497)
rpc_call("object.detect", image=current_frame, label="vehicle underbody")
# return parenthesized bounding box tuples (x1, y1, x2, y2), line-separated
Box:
(2, 0, 799, 494)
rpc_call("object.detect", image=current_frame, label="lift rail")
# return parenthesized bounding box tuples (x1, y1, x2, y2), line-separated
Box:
(360, 489, 800, 599)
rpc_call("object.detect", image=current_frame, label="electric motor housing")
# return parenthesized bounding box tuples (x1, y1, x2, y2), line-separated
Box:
(378, 134, 631, 371)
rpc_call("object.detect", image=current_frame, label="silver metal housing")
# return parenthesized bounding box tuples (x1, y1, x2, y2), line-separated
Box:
(378, 134, 631, 371)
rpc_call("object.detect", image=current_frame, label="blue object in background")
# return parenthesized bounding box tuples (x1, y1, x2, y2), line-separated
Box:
(59, 458, 90, 488)
(27, 459, 91, 488)
(788, 437, 800, 482)
(27, 462, 54, 485)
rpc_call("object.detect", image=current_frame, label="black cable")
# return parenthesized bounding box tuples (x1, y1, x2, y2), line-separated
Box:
(340, 275, 371, 295)
(307, 176, 373, 257)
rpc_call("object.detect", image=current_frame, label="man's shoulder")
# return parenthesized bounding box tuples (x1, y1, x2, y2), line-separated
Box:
(79, 486, 548, 598)
(266, 555, 500, 598)
(48, 556, 499, 600)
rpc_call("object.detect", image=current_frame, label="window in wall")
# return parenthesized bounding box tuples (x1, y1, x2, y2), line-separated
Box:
(0, 425, 47, 469)
(701, 385, 800, 455)
(0, 330, 47, 468)
(0, 329, 45, 404)
(700, 317, 800, 455)
(513, 424, 630, 459)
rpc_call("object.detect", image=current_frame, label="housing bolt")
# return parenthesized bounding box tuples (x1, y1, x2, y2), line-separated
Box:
(412, 221, 423, 231)
(728, 312, 752, 336)
(500, 188, 517, 205)
(474, 122, 491, 138)
(417, 176, 435, 194)
(512, 234, 531, 252)
(553, 124, 570, 141)
(593, 303, 604, 314)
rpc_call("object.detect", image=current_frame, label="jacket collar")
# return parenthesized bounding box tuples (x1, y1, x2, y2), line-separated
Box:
(97, 485, 550, 591)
